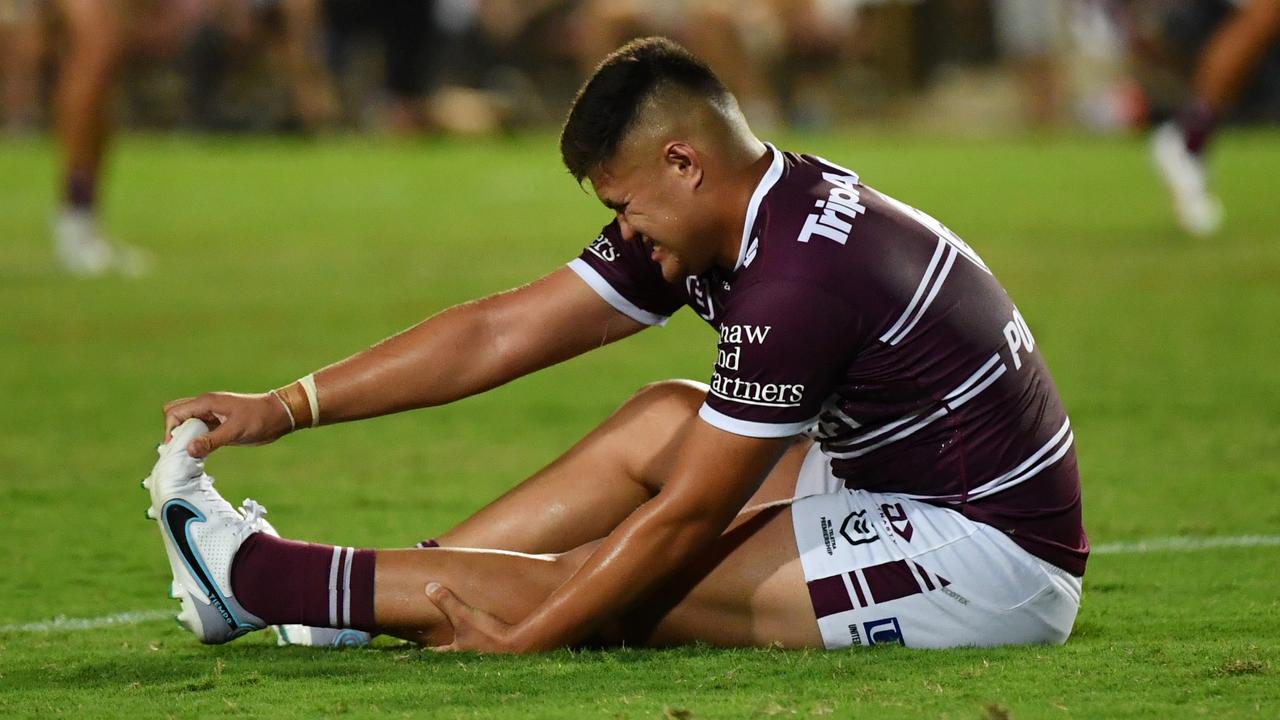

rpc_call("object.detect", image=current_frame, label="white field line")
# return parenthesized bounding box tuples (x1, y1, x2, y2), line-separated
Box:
(0, 609, 172, 634)
(2, 535, 1278, 634)
(1092, 534, 1280, 555)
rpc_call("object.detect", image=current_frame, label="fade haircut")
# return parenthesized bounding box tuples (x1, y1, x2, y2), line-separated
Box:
(559, 37, 733, 183)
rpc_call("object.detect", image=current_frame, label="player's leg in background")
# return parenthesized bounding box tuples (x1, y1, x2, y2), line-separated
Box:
(50, 0, 139, 275)
(1185, 0, 1280, 150)
(0, 0, 47, 135)
(274, 0, 338, 131)
(431, 379, 811, 554)
(1151, 0, 1280, 236)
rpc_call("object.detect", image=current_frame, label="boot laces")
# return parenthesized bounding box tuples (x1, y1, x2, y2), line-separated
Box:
(239, 498, 270, 530)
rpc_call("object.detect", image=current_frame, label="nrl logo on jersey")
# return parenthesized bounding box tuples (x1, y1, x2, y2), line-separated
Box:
(797, 172, 866, 246)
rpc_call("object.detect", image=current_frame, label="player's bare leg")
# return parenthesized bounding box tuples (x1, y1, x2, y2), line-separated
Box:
(1193, 0, 1280, 115)
(1, 0, 46, 135)
(1152, 0, 1280, 236)
(51, 0, 150, 275)
(275, 0, 338, 130)
(55, 0, 122, 193)
(434, 380, 809, 554)
(372, 501, 820, 649)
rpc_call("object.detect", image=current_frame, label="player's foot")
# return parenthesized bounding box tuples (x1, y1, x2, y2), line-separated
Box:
(143, 418, 266, 644)
(234, 499, 372, 649)
(1150, 122, 1222, 236)
(53, 207, 151, 277)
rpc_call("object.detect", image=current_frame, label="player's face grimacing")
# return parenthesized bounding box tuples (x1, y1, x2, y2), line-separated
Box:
(590, 141, 715, 283)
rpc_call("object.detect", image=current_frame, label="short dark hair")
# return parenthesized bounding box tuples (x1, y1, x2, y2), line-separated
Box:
(559, 37, 730, 183)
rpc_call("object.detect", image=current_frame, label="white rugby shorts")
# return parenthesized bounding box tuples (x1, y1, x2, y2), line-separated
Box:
(790, 443, 1081, 650)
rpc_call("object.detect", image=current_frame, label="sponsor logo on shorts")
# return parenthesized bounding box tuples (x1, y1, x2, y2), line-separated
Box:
(880, 502, 914, 542)
(863, 617, 905, 646)
(847, 623, 864, 646)
(820, 516, 837, 555)
(840, 510, 878, 546)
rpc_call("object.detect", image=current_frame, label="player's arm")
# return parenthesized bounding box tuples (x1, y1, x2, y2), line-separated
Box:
(427, 420, 792, 653)
(162, 267, 647, 456)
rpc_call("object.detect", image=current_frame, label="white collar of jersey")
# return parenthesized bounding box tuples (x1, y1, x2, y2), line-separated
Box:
(733, 143, 784, 273)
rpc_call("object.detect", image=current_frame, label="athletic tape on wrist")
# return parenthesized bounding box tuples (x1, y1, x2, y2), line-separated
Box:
(272, 389, 297, 431)
(299, 373, 320, 428)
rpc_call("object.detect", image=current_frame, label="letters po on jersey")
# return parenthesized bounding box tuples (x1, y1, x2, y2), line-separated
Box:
(567, 145, 1088, 576)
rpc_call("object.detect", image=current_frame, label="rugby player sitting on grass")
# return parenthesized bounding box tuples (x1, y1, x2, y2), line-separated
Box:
(148, 37, 1087, 652)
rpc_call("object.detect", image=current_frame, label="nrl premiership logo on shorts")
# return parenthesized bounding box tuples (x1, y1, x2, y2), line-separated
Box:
(840, 510, 878, 546)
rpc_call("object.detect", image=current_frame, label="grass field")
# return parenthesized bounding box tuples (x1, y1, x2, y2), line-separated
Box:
(1, 130, 1278, 718)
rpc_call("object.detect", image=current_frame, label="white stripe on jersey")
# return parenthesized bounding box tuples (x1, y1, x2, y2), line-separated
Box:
(966, 419, 1074, 501)
(697, 403, 817, 439)
(824, 406, 949, 460)
(900, 417, 1074, 504)
(875, 191, 994, 347)
(733, 144, 785, 271)
(567, 258, 671, 327)
(880, 238, 957, 346)
(822, 352, 1005, 459)
(877, 191, 992, 274)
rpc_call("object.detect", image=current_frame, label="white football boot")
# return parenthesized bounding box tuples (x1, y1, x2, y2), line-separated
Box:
(1150, 122, 1222, 237)
(235, 499, 371, 648)
(144, 418, 267, 644)
(54, 207, 151, 277)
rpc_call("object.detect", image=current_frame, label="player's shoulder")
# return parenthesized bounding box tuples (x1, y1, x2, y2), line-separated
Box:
(743, 149, 921, 292)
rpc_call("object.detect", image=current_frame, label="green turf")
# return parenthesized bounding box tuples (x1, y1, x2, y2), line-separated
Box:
(1, 131, 1277, 718)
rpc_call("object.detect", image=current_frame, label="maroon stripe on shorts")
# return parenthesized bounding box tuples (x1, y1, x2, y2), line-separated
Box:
(848, 571, 868, 607)
(914, 562, 935, 591)
(807, 574, 854, 619)
(861, 559, 923, 605)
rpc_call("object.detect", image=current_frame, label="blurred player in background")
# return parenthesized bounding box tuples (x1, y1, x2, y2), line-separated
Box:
(47, 0, 342, 276)
(187, 0, 340, 132)
(149, 37, 1086, 653)
(569, 0, 849, 130)
(0, 0, 46, 135)
(1150, 0, 1280, 235)
(48, 0, 201, 276)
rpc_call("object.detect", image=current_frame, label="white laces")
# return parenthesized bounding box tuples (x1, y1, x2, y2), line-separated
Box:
(239, 498, 270, 529)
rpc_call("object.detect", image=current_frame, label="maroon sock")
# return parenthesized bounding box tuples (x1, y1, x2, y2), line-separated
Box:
(65, 169, 96, 210)
(1178, 99, 1218, 157)
(230, 533, 376, 631)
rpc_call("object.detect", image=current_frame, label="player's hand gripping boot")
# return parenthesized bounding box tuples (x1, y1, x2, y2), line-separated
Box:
(143, 418, 267, 644)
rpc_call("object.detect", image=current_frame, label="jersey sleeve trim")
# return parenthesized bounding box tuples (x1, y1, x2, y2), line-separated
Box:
(567, 258, 671, 327)
(734, 143, 785, 272)
(698, 403, 816, 439)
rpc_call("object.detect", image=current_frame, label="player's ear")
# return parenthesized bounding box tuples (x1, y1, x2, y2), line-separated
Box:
(664, 141, 702, 188)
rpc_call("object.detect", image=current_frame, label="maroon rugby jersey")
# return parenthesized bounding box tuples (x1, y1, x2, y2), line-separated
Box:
(568, 145, 1088, 576)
